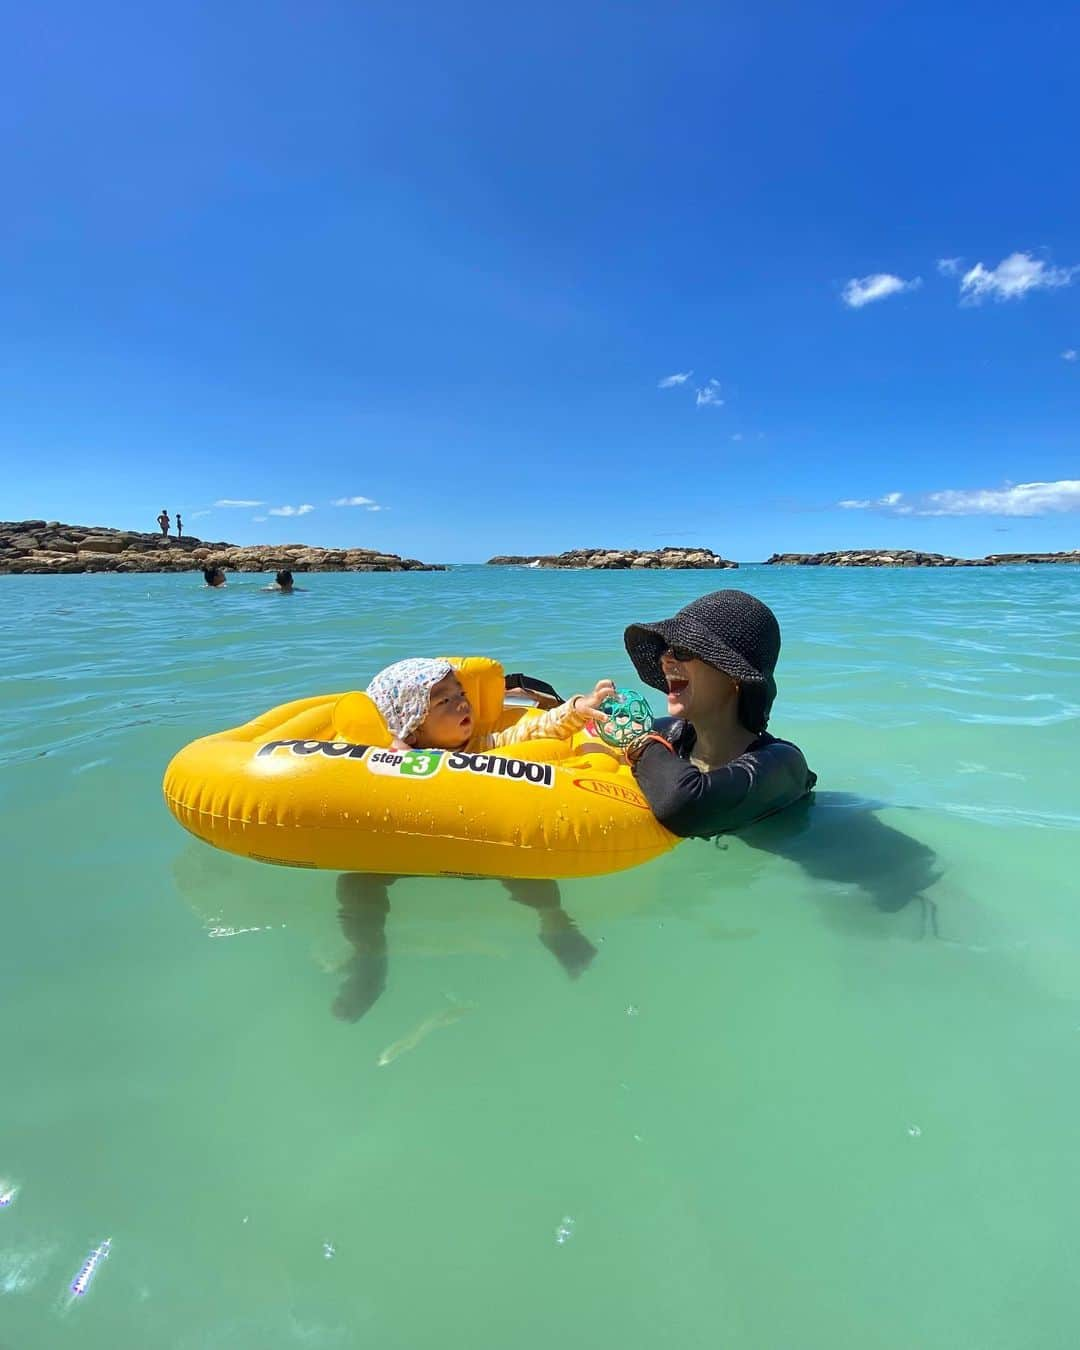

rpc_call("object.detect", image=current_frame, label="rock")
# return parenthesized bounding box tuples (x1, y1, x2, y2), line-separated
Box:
(79, 535, 126, 553)
(0, 519, 445, 574)
(487, 546, 737, 569)
(763, 549, 1080, 567)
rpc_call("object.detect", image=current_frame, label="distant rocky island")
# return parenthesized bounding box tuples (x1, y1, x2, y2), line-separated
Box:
(488, 544, 1080, 569)
(487, 546, 738, 569)
(764, 549, 1080, 567)
(5, 523, 1077, 575)
(0, 520, 443, 574)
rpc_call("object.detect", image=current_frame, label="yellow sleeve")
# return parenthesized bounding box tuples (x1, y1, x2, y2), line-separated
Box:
(484, 699, 591, 748)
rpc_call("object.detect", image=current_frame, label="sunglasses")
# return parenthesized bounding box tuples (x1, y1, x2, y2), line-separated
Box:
(663, 645, 698, 664)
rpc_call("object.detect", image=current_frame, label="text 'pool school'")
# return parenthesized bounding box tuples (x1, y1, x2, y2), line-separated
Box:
(256, 740, 557, 788)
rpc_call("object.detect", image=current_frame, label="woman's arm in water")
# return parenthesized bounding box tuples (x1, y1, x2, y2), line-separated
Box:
(631, 736, 815, 838)
(631, 741, 755, 836)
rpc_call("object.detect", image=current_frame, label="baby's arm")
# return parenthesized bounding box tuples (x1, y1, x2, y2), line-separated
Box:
(487, 680, 615, 747)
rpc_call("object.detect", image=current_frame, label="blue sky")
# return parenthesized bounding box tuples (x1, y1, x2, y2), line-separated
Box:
(2, 1, 1078, 562)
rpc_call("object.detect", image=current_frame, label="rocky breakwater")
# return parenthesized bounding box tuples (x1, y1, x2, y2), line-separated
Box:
(0, 521, 443, 574)
(765, 548, 1080, 567)
(983, 551, 1080, 565)
(765, 549, 989, 567)
(487, 546, 738, 569)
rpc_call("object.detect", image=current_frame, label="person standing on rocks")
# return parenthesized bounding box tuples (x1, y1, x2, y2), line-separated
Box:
(176, 512, 183, 538)
(157, 509, 170, 536)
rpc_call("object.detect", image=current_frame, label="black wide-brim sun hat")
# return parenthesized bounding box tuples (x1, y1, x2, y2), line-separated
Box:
(623, 589, 781, 731)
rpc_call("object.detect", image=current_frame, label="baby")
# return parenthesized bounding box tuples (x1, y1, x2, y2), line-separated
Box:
(366, 658, 613, 752)
(334, 657, 611, 1023)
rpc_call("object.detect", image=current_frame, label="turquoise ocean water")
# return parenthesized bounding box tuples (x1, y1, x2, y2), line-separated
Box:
(2, 563, 1079, 1348)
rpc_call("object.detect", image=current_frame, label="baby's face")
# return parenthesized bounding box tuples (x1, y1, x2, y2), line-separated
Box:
(412, 671, 473, 749)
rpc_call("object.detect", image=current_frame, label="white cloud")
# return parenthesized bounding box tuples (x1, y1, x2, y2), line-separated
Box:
(658, 371, 693, 388)
(838, 493, 902, 510)
(919, 481, 1080, 516)
(695, 379, 724, 408)
(1062, 349, 1078, 362)
(838, 480, 1080, 517)
(937, 257, 963, 276)
(215, 498, 264, 508)
(331, 495, 375, 506)
(366, 504, 387, 511)
(189, 509, 212, 519)
(252, 516, 267, 523)
(841, 273, 922, 308)
(960, 252, 1078, 304)
(268, 504, 315, 517)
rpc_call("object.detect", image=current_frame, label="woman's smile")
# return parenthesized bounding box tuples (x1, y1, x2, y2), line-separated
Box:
(662, 655, 692, 711)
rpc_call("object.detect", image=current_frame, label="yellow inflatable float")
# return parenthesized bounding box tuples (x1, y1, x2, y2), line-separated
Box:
(163, 658, 678, 879)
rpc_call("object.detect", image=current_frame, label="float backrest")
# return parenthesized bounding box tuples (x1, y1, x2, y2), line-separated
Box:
(444, 656, 506, 740)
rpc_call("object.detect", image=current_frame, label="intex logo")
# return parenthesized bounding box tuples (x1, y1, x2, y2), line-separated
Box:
(572, 777, 650, 809)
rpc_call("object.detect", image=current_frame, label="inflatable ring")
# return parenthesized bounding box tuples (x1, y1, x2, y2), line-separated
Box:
(163, 658, 679, 879)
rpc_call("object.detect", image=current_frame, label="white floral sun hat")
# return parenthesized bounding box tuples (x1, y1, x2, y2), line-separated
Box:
(366, 658, 453, 740)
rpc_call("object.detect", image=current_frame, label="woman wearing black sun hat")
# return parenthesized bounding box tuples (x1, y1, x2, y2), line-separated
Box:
(623, 590, 816, 837)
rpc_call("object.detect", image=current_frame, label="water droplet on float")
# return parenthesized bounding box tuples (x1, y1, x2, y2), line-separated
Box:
(323, 1241, 336, 1260)
(907, 1125, 922, 1138)
(625, 1004, 639, 1017)
(554, 1215, 575, 1246)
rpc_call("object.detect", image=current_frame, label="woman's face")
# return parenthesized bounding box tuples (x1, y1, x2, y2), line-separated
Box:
(659, 645, 737, 721)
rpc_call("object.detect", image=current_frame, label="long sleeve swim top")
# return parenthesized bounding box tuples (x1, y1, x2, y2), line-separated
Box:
(631, 717, 816, 839)
(468, 699, 592, 752)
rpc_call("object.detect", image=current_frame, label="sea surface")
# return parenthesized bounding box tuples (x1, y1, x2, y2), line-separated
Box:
(2, 563, 1079, 1349)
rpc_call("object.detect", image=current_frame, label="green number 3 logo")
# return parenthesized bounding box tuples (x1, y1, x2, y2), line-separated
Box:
(400, 751, 441, 778)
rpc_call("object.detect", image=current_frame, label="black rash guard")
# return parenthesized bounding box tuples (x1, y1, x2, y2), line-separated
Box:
(631, 717, 817, 839)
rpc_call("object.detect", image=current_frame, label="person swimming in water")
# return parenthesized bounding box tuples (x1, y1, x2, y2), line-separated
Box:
(262, 569, 303, 593)
(622, 590, 816, 836)
(202, 566, 226, 588)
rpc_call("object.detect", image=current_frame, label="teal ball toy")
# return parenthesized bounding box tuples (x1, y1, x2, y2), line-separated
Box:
(593, 688, 654, 749)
